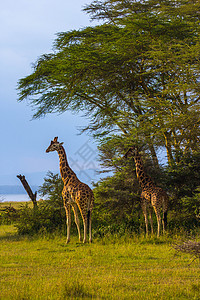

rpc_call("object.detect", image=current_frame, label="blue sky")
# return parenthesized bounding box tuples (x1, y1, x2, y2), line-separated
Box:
(0, 0, 100, 187)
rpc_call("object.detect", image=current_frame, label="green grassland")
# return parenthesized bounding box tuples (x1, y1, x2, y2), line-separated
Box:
(0, 201, 33, 210)
(0, 225, 200, 300)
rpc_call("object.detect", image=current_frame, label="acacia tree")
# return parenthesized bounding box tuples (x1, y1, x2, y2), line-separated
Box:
(18, 0, 200, 166)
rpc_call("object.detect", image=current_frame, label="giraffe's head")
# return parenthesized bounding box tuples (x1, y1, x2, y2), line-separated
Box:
(46, 137, 64, 153)
(124, 146, 137, 159)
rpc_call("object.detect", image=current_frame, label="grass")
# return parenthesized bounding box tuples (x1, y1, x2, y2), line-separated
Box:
(0, 225, 200, 300)
(0, 201, 33, 210)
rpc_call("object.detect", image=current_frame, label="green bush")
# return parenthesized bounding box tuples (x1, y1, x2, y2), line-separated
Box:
(14, 171, 68, 236)
(0, 205, 19, 225)
(15, 201, 66, 235)
(168, 189, 200, 232)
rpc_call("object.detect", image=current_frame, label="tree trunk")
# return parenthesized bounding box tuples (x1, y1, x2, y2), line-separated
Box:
(147, 140, 160, 169)
(163, 132, 174, 166)
(17, 175, 37, 209)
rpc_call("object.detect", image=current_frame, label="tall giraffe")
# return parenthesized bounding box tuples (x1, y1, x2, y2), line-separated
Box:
(125, 146, 168, 237)
(46, 137, 94, 243)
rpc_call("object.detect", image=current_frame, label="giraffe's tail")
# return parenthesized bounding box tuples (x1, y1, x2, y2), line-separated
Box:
(163, 192, 169, 230)
(163, 211, 167, 229)
(87, 192, 94, 235)
(87, 210, 91, 232)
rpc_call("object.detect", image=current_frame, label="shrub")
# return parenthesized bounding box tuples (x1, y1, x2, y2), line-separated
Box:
(0, 205, 19, 225)
(167, 188, 200, 232)
(15, 201, 66, 235)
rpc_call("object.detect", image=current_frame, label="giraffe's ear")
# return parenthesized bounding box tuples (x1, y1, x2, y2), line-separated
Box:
(60, 142, 64, 145)
(53, 137, 58, 142)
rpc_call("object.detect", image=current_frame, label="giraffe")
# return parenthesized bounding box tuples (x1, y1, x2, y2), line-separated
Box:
(125, 146, 168, 237)
(46, 137, 94, 243)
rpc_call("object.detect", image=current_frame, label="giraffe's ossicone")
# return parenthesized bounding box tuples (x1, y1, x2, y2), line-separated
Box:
(46, 137, 94, 243)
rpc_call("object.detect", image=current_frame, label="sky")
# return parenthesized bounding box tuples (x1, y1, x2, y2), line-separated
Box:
(0, 0, 101, 188)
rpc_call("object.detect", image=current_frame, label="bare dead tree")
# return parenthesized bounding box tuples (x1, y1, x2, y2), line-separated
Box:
(17, 174, 37, 209)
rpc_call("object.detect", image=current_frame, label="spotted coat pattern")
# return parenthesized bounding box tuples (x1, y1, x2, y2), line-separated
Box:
(46, 137, 94, 243)
(125, 146, 168, 237)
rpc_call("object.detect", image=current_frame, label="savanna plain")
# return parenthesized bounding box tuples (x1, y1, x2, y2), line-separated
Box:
(0, 223, 200, 300)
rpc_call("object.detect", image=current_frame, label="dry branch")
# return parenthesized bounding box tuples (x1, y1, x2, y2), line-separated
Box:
(17, 174, 37, 209)
(172, 240, 200, 264)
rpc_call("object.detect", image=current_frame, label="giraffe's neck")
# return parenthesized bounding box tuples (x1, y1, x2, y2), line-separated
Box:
(57, 146, 78, 185)
(133, 151, 155, 189)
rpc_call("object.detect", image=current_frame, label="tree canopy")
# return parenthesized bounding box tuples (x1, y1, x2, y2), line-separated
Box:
(18, 0, 200, 166)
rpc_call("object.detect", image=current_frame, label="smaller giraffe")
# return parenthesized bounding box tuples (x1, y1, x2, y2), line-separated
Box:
(46, 137, 94, 243)
(125, 146, 168, 237)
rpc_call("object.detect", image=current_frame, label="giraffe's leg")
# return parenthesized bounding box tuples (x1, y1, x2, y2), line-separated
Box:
(141, 197, 148, 236)
(76, 203, 87, 243)
(64, 202, 71, 243)
(83, 216, 87, 243)
(76, 190, 93, 243)
(149, 206, 154, 235)
(71, 204, 82, 242)
(154, 208, 161, 237)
